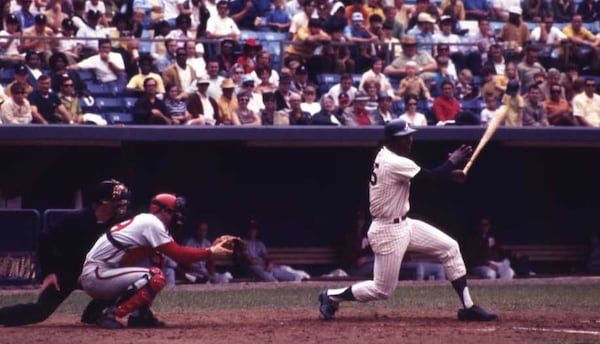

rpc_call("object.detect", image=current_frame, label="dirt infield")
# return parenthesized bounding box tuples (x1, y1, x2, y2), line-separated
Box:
(1, 278, 600, 344)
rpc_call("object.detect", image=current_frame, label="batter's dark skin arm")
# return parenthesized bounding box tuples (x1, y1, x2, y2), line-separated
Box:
(415, 145, 472, 183)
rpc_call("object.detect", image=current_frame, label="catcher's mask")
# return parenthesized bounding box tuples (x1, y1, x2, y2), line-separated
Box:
(94, 179, 130, 217)
(150, 193, 187, 229)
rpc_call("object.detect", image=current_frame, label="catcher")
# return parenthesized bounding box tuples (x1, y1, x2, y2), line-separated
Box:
(79, 193, 241, 328)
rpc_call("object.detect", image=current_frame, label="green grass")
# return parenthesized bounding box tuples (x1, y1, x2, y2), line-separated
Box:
(2, 281, 599, 315)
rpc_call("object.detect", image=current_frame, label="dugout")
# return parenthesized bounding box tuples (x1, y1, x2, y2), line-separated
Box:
(0, 126, 599, 265)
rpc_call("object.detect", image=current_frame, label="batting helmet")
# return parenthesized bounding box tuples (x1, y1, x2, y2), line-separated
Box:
(384, 119, 417, 139)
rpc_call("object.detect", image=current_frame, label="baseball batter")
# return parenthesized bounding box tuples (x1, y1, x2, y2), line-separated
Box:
(319, 119, 497, 322)
(80, 193, 237, 328)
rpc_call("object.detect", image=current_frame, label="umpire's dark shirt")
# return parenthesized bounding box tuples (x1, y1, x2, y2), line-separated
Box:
(37, 207, 110, 284)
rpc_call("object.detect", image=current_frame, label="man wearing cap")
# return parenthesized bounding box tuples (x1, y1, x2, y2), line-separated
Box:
(21, 14, 57, 66)
(343, 90, 382, 126)
(0, 180, 130, 327)
(343, 11, 379, 45)
(5, 65, 34, 97)
(319, 120, 498, 323)
(240, 74, 265, 113)
(187, 75, 220, 125)
(215, 78, 237, 125)
(406, 12, 435, 54)
(162, 47, 198, 100)
(75, 10, 108, 56)
(324, 1, 347, 34)
(491, 0, 521, 21)
(127, 55, 166, 94)
(290, 64, 310, 94)
(498, 6, 530, 52)
(384, 35, 437, 81)
(274, 73, 295, 110)
(0, 14, 23, 65)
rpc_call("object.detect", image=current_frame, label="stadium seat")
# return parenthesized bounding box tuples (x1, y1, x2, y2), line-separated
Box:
(316, 73, 340, 94)
(77, 69, 95, 82)
(0, 209, 40, 251)
(122, 97, 139, 111)
(87, 82, 111, 97)
(0, 69, 15, 84)
(392, 99, 405, 116)
(104, 112, 134, 125)
(95, 97, 124, 113)
(139, 29, 153, 54)
(42, 209, 78, 234)
(352, 74, 362, 87)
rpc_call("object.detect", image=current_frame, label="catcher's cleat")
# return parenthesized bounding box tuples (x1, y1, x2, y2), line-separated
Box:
(128, 308, 166, 328)
(457, 305, 497, 321)
(96, 309, 124, 329)
(319, 289, 339, 321)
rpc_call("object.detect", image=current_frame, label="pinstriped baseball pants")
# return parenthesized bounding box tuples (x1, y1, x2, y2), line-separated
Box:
(352, 218, 467, 302)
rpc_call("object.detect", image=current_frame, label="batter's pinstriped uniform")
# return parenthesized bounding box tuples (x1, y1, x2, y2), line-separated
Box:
(351, 147, 466, 301)
(319, 119, 497, 322)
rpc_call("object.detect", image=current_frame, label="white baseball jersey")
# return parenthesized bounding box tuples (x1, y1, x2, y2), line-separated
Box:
(83, 214, 172, 270)
(350, 146, 467, 302)
(80, 213, 173, 300)
(369, 146, 420, 220)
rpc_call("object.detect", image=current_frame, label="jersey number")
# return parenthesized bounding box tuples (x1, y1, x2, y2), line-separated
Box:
(370, 163, 379, 186)
(110, 218, 134, 233)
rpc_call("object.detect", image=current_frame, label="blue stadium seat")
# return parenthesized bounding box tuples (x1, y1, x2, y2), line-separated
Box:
(392, 99, 405, 115)
(352, 74, 362, 87)
(77, 69, 95, 82)
(95, 97, 124, 113)
(122, 97, 139, 111)
(139, 29, 153, 54)
(0, 209, 40, 251)
(104, 112, 134, 125)
(317, 73, 340, 95)
(87, 82, 111, 96)
(0, 69, 15, 84)
(42, 209, 78, 234)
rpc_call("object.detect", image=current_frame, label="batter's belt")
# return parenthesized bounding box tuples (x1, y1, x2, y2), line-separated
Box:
(373, 215, 408, 224)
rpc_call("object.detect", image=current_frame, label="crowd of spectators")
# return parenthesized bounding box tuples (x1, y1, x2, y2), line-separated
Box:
(0, 0, 599, 127)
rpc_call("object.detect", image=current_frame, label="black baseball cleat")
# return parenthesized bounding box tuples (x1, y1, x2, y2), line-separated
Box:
(319, 289, 339, 321)
(128, 308, 166, 328)
(96, 309, 124, 329)
(457, 305, 498, 321)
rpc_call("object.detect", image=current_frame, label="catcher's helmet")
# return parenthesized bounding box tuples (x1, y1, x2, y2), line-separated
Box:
(150, 193, 187, 227)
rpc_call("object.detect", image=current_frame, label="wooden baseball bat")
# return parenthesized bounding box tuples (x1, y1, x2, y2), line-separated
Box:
(462, 103, 510, 175)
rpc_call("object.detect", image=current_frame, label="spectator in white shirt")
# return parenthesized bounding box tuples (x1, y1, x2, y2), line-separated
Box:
(205, 0, 241, 41)
(68, 38, 125, 83)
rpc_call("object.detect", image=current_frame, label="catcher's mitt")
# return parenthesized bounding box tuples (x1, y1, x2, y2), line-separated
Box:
(213, 235, 245, 251)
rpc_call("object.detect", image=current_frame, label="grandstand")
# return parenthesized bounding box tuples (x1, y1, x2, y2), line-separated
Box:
(0, 0, 599, 126)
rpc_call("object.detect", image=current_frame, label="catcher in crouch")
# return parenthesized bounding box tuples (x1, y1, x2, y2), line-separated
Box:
(80, 193, 240, 329)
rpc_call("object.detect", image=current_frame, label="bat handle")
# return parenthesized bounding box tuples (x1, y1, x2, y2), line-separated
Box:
(462, 159, 474, 175)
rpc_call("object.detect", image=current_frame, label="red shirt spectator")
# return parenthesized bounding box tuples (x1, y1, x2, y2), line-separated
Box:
(433, 81, 461, 123)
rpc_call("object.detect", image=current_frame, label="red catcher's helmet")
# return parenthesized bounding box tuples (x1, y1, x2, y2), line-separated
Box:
(150, 193, 177, 213)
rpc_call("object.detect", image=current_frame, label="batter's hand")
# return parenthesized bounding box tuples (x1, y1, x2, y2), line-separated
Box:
(450, 170, 467, 184)
(40, 273, 60, 293)
(448, 144, 473, 165)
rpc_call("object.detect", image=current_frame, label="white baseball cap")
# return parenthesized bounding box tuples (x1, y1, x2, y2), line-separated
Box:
(352, 12, 364, 22)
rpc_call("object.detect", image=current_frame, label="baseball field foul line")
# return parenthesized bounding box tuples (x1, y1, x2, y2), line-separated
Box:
(513, 327, 600, 336)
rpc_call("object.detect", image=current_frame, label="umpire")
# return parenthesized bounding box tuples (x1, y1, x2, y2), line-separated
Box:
(0, 179, 130, 326)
